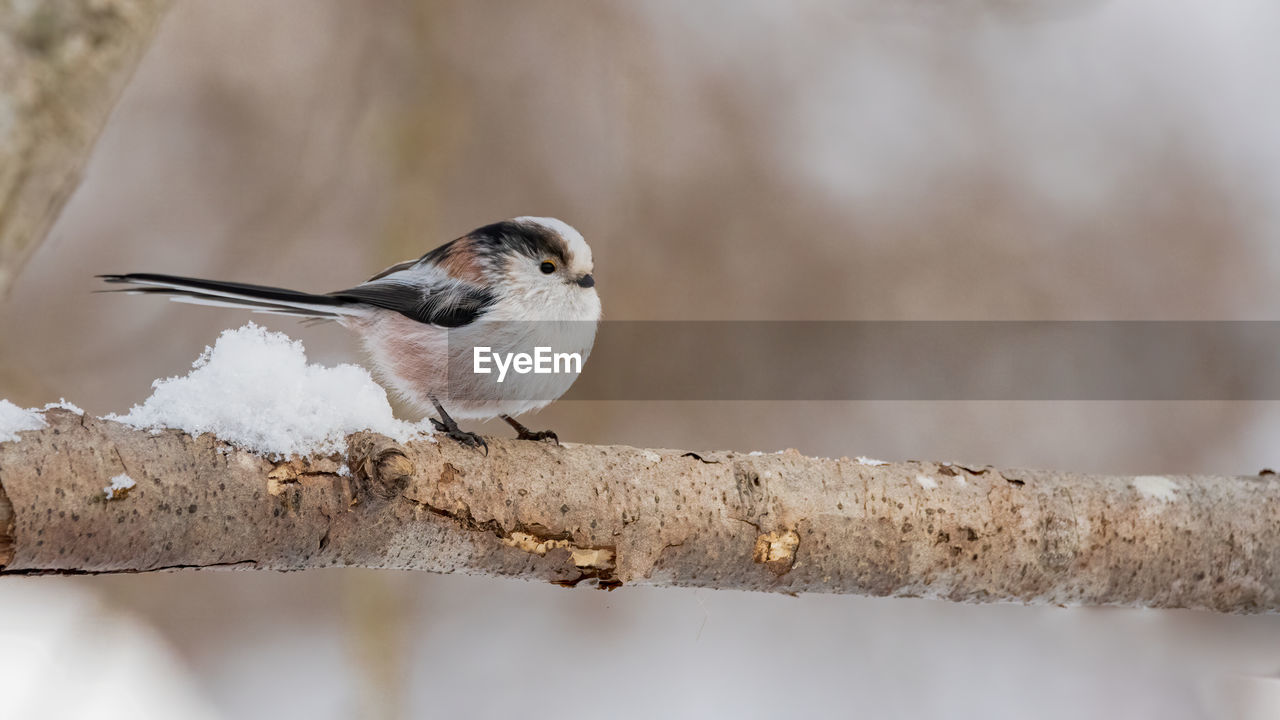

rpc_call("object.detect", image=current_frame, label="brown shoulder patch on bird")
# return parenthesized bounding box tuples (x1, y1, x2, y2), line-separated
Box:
(433, 237, 488, 283)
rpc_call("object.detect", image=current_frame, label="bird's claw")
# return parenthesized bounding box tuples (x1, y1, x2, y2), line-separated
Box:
(500, 414, 560, 445)
(430, 418, 488, 453)
(515, 427, 559, 445)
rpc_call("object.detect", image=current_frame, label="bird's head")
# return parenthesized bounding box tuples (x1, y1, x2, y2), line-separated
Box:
(453, 217, 600, 322)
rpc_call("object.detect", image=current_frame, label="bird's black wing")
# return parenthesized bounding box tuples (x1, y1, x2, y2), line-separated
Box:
(329, 277, 495, 328)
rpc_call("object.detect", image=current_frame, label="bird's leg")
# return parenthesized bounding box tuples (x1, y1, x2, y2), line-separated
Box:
(501, 414, 559, 445)
(429, 398, 487, 453)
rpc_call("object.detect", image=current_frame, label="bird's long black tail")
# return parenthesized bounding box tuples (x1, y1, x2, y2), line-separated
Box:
(98, 273, 359, 319)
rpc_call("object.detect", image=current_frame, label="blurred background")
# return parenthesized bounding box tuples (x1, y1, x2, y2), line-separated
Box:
(3, 0, 1280, 717)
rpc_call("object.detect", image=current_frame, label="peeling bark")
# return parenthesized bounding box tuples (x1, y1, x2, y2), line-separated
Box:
(1, 410, 1279, 612)
(0, 0, 171, 297)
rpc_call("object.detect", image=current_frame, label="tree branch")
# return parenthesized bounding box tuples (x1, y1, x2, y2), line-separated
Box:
(0, 0, 171, 298)
(2, 409, 1278, 612)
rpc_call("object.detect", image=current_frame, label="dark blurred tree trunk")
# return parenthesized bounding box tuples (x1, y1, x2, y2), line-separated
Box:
(0, 0, 171, 298)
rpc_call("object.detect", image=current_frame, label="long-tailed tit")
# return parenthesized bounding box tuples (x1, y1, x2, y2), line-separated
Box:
(101, 217, 601, 450)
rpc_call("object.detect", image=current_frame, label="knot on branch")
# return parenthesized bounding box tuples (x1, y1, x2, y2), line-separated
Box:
(732, 460, 771, 527)
(349, 434, 414, 501)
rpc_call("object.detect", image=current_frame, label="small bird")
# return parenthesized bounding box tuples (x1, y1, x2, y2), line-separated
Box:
(100, 217, 601, 450)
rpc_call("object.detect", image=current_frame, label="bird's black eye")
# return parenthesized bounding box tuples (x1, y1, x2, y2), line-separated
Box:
(540, 261, 556, 274)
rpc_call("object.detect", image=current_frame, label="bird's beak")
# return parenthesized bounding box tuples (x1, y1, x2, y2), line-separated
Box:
(576, 274, 595, 288)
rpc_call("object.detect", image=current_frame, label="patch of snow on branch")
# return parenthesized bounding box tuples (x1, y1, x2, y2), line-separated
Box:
(0, 399, 47, 442)
(104, 473, 136, 500)
(1132, 475, 1179, 502)
(42, 399, 84, 415)
(108, 323, 428, 458)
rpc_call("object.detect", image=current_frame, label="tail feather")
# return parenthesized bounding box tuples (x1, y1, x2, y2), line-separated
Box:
(98, 273, 357, 319)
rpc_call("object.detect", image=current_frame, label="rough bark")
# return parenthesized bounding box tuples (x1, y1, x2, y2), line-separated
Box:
(2, 410, 1279, 612)
(0, 0, 171, 298)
